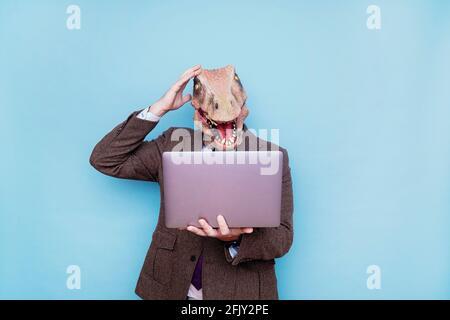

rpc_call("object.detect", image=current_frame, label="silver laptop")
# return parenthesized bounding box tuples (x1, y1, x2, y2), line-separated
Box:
(163, 151, 283, 228)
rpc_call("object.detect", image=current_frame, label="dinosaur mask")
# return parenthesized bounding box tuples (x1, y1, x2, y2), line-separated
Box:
(192, 65, 249, 150)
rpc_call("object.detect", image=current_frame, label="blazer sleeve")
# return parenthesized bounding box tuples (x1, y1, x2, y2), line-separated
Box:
(225, 148, 294, 266)
(89, 110, 173, 182)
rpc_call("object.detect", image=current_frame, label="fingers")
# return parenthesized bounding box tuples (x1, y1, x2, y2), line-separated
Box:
(187, 225, 207, 237)
(185, 216, 253, 240)
(181, 94, 192, 104)
(172, 65, 202, 92)
(198, 219, 218, 237)
(241, 227, 254, 234)
(217, 215, 230, 236)
(181, 64, 202, 78)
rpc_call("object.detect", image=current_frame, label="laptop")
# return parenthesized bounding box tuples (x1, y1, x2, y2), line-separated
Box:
(162, 151, 283, 228)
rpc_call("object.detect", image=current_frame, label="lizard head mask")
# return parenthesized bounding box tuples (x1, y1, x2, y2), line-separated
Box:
(191, 65, 249, 150)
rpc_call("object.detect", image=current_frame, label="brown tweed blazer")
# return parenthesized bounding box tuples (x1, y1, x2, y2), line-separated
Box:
(89, 110, 294, 300)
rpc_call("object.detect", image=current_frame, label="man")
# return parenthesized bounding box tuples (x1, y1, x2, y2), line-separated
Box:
(90, 65, 293, 300)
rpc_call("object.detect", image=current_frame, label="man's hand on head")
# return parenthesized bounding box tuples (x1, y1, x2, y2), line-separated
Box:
(149, 64, 202, 117)
(186, 215, 254, 242)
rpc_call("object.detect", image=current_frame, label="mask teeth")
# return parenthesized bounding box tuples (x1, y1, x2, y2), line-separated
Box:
(204, 117, 239, 148)
(213, 129, 238, 147)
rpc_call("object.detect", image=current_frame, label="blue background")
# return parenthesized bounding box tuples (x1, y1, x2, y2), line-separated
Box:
(1, 0, 449, 299)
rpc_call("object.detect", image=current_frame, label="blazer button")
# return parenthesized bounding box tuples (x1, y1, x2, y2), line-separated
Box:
(190, 255, 196, 262)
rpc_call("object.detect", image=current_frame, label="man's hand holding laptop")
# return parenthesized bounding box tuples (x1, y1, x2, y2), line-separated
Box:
(186, 215, 254, 242)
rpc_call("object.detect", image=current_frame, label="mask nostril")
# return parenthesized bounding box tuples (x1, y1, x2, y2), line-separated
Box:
(215, 102, 219, 110)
